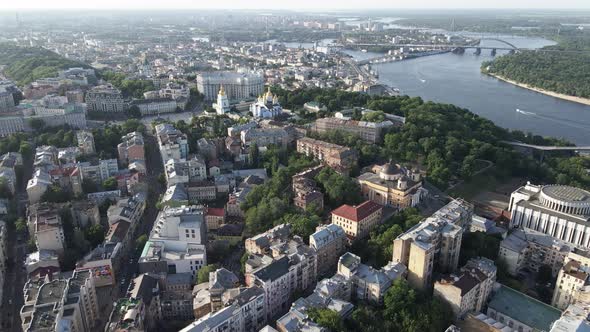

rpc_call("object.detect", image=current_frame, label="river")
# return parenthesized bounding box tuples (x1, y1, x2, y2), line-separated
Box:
(344, 36, 590, 145)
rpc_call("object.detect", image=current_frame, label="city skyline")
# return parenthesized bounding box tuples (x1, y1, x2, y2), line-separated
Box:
(2, 0, 590, 10)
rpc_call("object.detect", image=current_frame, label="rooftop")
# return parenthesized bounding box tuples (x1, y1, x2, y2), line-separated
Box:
(488, 284, 561, 331)
(331, 200, 382, 222)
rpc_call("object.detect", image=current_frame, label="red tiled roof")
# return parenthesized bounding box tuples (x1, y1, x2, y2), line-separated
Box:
(207, 207, 225, 217)
(331, 200, 382, 222)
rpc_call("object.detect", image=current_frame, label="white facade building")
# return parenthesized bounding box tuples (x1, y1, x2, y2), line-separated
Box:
(197, 71, 264, 101)
(509, 183, 590, 249)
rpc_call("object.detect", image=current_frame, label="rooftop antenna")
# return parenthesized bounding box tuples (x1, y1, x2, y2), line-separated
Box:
(450, 18, 456, 33)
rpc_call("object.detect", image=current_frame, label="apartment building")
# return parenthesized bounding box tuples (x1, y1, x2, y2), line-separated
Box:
(165, 156, 207, 186)
(292, 165, 324, 212)
(20, 270, 99, 332)
(0, 222, 6, 305)
(139, 206, 207, 277)
(309, 224, 347, 277)
(188, 268, 267, 332)
(76, 130, 95, 155)
(86, 84, 126, 113)
(156, 123, 189, 164)
(331, 200, 383, 241)
(499, 228, 574, 277)
(552, 249, 590, 310)
(32, 207, 66, 253)
(78, 158, 119, 184)
(434, 257, 497, 318)
(337, 252, 407, 304)
(296, 137, 358, 175)
(392, 202, 465, 290)
(118, 131, 145, 166)
(312, 117, 394, 143)
(240, 127, 290, 148)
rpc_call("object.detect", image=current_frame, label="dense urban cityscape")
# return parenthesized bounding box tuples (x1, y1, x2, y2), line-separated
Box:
(0, 3, 589, 332)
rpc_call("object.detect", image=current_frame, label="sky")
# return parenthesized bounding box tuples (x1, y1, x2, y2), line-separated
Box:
(2, 0, 590, 10)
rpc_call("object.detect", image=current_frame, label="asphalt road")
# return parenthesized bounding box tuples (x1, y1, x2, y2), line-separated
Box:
(1, 154, 33, 331)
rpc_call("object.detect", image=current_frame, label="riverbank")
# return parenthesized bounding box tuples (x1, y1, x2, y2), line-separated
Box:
(486, 73, 590, 106)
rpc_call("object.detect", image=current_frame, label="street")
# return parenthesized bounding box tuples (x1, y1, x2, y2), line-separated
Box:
(1, 152, 33, 331)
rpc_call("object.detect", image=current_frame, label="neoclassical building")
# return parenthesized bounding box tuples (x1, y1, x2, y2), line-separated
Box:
(509, 182, 590, 249)
(357, 161, 425, 209)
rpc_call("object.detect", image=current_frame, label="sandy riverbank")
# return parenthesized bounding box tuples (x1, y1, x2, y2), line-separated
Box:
(487, 73, 590, 106)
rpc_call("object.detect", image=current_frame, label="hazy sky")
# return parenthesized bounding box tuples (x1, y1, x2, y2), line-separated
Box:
(2, 0, 590, 10)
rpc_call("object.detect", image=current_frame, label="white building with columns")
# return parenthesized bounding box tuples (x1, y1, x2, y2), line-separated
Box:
(509, 182, 590, 249)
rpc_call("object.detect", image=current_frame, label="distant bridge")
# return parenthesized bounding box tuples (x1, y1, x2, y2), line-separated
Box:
(502, 141, 590, 151)
(502, 141, 590, 162)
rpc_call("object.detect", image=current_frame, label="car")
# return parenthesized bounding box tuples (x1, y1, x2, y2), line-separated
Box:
(8, 299, 12, 305)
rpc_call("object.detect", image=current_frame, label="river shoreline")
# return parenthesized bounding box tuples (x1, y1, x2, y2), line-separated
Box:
(486, 73, 590, 106)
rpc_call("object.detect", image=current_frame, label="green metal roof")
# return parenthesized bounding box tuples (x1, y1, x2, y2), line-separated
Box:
(488, 284, 561, 331)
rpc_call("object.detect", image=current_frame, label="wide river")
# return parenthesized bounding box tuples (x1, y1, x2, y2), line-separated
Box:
(343, 36, 590, 145)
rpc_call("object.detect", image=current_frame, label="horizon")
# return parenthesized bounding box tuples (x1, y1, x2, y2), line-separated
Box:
(2, 0, 590, 11)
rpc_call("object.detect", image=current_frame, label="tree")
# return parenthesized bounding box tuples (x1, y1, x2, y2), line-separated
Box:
(248, 142, 260, 168)
(126, 105, 142, 119)
(19, 142, 33, 160)
(27, 238, 37, 252)
(42, 185, 72, 203)
(135, 234, 148, 255)
(196, 264, 218, 284)
(85, 224, 105, 248)
(28, 118, 46, 131)
(102, 177, 118, 191)
(82, 179, 99, 194)
(307, 308, 345, 332)
(15, 218, 26, 233)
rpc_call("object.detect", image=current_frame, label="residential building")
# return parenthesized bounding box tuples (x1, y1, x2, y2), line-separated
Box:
(107, 273, 161, 332)
(156, 123, 189, 164)
(197, 71, 264, 101)
(132, 98, 177, 115)
(509, 183, 590, 249)
(0, 91, 15, 113)
(76, 130, 95, 155)
(24, 249, 60, 280)
(277, 274, 353, 331)
(70, 200, 101, 228)
(159, 82, 190, 100)
(20, 270, 99, 332)
(79, 158, 119, 184)
(337, 252, 407, 304)
(303, 101, 326, 113)
(107, 192, 147, 229)
(551, 249, 590, 310)
(487, 284, 562, 332)
(139, 206, 207, 277)
(161, 273, 195, 321)
(499, 228, 574, 277)
(292, 166, 324, 212)
(392, 201, 465, 290)
(206, 207, 226, 231)
(357, 161, 425, 209)
(296, 137, 358, 175)
(86, 84, 126, 113)
(228, 122, 258, 137)
(331, 200, 383, 241)
(187, 181, 218, 202)
(240, 127, 290, 148)
(118, 131, 145, 166)
(244, 225, 318, 320)
(312, 117, 394, 143)
(26, 169, 52, 204)
(32, 207, 65, 253)
(165, 156, 207, 186)
(189, 268, 266, 331)
(433, 257, 497, 318)
(309, 224, 347, 277)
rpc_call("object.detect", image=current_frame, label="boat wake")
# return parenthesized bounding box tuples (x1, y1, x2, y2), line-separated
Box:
(516, 108, 590, 130)
(515, 108, 536, 116)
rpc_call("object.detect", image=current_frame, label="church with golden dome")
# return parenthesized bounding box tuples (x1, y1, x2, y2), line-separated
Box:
(250, 87, 282, 119)
(214, 85, 230, 115)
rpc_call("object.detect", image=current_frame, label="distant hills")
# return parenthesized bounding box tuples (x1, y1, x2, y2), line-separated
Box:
(0, 44, 93, 86)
